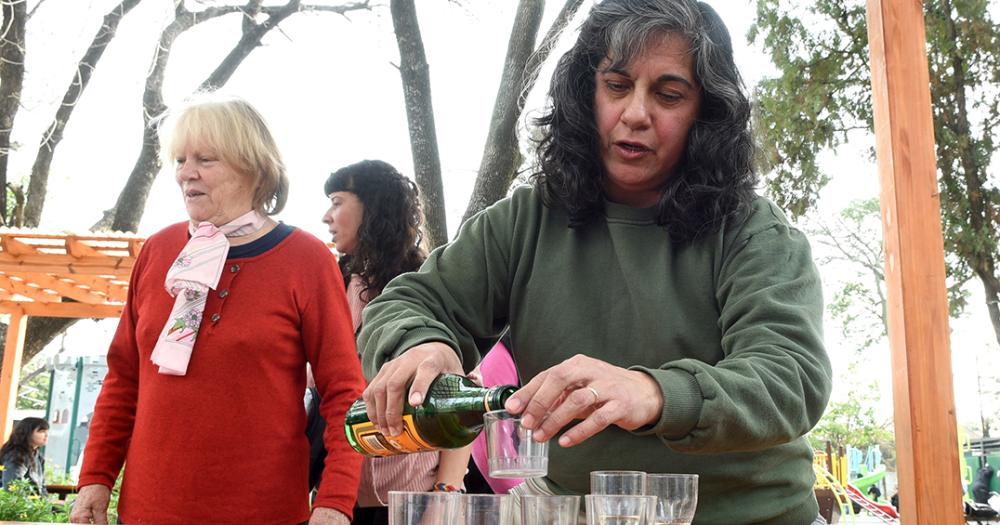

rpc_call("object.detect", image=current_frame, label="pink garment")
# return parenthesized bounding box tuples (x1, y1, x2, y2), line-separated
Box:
(356, 450, 440, 507)
(151, 211, 267, 375)
(346, 274, 369, 332)
(347, 273, 442, 506)
(471, 341, 522, 493)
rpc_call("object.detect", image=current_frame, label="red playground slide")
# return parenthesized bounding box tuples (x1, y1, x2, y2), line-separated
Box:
(845, 483, 899, 521)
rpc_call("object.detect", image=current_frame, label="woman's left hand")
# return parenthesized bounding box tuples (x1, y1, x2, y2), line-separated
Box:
(504, 355, 664, 447)
(309, 507, 350, 525)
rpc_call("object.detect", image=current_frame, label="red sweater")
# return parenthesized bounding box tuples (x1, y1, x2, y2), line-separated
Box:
(79, 223, 365, 524)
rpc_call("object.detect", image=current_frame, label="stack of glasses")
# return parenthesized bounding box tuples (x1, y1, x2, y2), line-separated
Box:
(387, 471, 697, 525)
(390, 409, 698, 524)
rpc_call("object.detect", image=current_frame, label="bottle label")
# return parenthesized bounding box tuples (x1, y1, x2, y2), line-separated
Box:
(348, 414, 436, 456)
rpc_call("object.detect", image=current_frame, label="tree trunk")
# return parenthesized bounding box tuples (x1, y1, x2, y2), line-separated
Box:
(937, 0, 1000, 347)
(25, 0, 143, 227)
(24, 0, 144, 228)
(0, 0, 27, 225)
(462, 0, 584, 224)
(977, 270, 1000, 348)
(389, 0, 447, 249)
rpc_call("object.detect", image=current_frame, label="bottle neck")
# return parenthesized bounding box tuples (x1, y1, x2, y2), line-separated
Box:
(484, 385, 517, 412)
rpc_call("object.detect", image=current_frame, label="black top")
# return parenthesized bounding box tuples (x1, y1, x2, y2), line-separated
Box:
(228, 222, 295, 259)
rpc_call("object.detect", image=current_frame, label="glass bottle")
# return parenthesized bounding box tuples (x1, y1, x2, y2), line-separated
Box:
(344, 373, 517, 456)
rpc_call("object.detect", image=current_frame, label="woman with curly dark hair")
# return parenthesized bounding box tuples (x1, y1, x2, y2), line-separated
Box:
(323, 160, 425, 303)
(533, 0, 757, 239)
(0, 417, 49, 496)
(358, 1, 831, 524)
(322, 159, 470, 525)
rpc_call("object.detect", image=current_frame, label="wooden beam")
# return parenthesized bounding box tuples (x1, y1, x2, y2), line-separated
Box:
(0, 302, 122, 318)
(0, 261, 133, 277)
(0, 252, 132, 268)
(9, 273, 107, 304)
(0, 237, 40, 256)
(0, 312, 27, 440)
(48, 274, 128, 302)
(65, 236, 101, 258)
(127, 239, 143, 257)
(865, 1, 963, 523)
(0, 274, 60, 303)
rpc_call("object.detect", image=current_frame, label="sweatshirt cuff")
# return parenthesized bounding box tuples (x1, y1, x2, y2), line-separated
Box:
(394, 328, 462, 362)
(627, 367, 703, 440)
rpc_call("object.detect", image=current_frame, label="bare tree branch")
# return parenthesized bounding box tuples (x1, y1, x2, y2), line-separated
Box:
(461, 0, 584, 224)
(23, 0, 145, 227)
(26, 0, 48, 21)
(104, 0, 372, 233)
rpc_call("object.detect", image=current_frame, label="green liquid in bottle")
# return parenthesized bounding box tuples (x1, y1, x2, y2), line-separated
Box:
(344, 373, 516, 456)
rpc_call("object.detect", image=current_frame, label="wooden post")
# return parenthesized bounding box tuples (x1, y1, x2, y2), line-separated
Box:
(865, 0, 963, 523)
(0, 311, 27, 440)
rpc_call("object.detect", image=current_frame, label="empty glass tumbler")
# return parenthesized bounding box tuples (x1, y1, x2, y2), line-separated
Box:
(483, 410, 548, 478)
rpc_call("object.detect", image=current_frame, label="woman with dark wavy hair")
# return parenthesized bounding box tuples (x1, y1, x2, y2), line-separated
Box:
(534, 0, 756, 239)
(0, 417, 49, 496)
(358, 1, 831, 524)
(323, 160, 425, 301)
(322, 159, 471, 525)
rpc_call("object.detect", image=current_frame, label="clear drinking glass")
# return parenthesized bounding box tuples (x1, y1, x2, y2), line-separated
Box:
(646, 474, 698, 525)
(584, 494, 657, 525)
(457, 494, 513, 525)
(388, 491, 460, 525)
(483, 410, 548, 478)
(520, 494, 582, 525)
(590, 470, 648, 495)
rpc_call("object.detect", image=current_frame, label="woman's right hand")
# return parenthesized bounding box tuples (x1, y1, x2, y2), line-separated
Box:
(70, 484, 112, 524)
(362, 342, 462, 436)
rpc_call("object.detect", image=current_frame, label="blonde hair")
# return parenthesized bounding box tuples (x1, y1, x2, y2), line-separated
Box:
(165, 96, 289, 215)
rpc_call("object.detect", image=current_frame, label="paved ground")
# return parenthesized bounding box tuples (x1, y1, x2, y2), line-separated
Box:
(834, 514, 894, 524)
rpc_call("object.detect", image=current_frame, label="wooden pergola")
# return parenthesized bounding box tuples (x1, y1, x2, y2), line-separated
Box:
(0, 230, 142, 439)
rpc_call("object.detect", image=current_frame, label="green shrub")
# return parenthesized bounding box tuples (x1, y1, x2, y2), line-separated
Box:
(0, 480, 69, 522)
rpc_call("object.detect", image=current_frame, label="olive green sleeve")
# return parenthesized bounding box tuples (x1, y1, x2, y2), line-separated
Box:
(633, 210, 831, 453)
(357, 194, 517, 380)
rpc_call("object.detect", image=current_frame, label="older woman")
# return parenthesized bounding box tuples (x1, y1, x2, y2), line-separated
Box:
(70, 98, 365, 525)
(358, 1, 831, 524)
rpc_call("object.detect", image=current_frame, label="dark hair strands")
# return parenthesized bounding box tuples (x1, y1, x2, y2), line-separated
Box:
(531, 0, 757, 241)
(324, 160, 426, 298)
(0, 417, 48, 471)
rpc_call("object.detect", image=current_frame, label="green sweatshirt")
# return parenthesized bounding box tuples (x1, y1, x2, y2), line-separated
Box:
(359, 186, 831, 525)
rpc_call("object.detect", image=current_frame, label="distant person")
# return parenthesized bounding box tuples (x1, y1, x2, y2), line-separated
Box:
(70, 96, 365, 525)
(972, 465, 995, 504)
(357, 0, 831, 523)
(868, 483, 882, 501)
(0, 417, 49, 496)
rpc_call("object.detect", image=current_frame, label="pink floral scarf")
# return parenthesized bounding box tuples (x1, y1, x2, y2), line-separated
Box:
(150, 210, 267, 375)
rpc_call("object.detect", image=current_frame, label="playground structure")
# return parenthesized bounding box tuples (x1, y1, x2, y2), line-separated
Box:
(815, 446, 899, 525)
